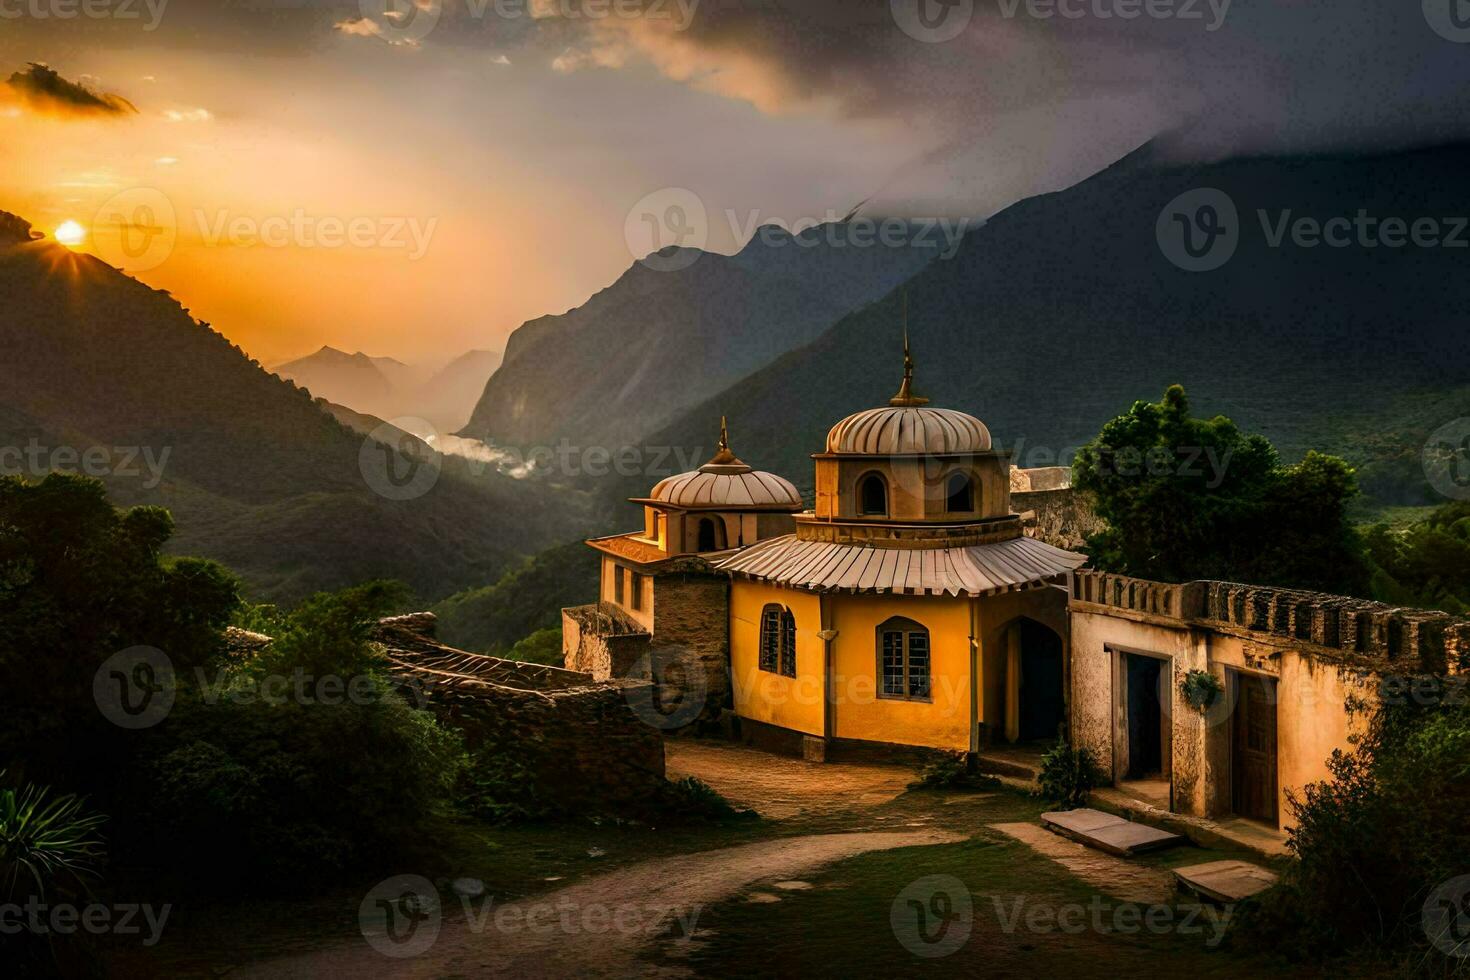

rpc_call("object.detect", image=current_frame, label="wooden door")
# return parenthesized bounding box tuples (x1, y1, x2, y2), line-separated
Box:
(1232, 673, 1278, 824)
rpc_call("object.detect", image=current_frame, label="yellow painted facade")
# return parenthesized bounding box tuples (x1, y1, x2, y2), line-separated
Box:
(827, 592, 975, 751)
(728, 580, 825, 737)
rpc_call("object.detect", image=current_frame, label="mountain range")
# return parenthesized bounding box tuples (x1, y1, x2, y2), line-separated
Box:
(524, 142, 1470, 516)
(458, 222, 942, 451)
(274, 345, 502, 435)
(0, 213, 587, 603)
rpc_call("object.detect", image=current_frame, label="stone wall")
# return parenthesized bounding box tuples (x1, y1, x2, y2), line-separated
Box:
(649, 570, 731, 724)
(374, 614, 669, 818)
(1009, 468, 1103, 551)
(561, 603, 650, 681)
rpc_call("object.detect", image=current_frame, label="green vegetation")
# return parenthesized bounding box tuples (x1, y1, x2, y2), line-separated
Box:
(433, 539, 599, 654)
(507, 627, 565, 665)
(1363, 500, 1470, 614)
(1074, 385, 1371, 596)
(1180, 670, 1225, 711)
(1242, 696, 1470, 970)
(908, 751, 1003, 791)
(1036, 738, 1103, 810)
(0, 473, 467, 897)
(0, 776, 106, 903)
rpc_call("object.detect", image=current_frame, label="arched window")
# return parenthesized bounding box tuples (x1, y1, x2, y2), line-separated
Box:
(696, 517, 719, 552)
(877, 616, 930, 700)
(858, 473, 888, 516)
(758, 604, 797, 678)
(945, 471, 976, 513)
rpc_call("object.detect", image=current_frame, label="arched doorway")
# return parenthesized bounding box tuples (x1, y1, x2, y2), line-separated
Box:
(1006, 617, 1066, 744)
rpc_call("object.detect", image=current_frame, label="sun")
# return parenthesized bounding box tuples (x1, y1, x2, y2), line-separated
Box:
(54, 220, 86, 247)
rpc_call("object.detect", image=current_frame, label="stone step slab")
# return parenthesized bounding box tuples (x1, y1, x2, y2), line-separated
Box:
(1172, 859, 1279, 903)
(1040, 808, 1185, 857)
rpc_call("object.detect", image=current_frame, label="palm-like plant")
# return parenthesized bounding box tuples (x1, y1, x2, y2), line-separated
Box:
(0, 773, 107, 903)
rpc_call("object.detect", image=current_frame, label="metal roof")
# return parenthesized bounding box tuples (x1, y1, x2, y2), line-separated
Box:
(715, 532, 1086, 596)
(824, 406, 993, 455)
(648, 468, 803, 509)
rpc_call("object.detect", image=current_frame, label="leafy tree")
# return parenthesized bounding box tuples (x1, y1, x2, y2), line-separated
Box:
(1364, 500, 1470, 614)
(1074, 386, 1370, 595)
(0, 474, 240, 785)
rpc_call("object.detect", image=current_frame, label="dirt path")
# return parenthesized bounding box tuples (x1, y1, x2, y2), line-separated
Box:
(664, 740, 916, 819)
(989, 822, 1175, 904)
(238, 830, 963, 979)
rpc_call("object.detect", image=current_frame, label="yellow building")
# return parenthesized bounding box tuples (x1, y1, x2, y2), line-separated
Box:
(563, 341, 1086, 758)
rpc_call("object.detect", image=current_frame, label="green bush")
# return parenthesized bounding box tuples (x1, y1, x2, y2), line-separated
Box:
(1035, 738, 1103, 809)
(1180, 669, 1224, 711)
(1242, 698, 1470, 968)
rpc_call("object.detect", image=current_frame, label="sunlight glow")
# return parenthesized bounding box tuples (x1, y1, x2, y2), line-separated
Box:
(55, 220, 86, 247)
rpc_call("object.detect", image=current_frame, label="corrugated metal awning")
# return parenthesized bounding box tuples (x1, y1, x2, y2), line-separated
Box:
(715, 533, 1087, 596)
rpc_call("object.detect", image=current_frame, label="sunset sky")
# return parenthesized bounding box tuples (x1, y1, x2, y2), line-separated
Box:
(2, 1, 1464, 365)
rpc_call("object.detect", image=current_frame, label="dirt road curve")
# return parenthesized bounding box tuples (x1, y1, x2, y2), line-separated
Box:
(238, 830, 963, 979)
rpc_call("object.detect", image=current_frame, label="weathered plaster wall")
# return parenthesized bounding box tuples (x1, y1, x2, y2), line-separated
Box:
(561, 603, 649, 680)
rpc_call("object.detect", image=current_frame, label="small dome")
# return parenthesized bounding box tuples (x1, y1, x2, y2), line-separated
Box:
(647, 417, 802, 509)
(650, 467, 803, 509)
(826, 405, 991, 455)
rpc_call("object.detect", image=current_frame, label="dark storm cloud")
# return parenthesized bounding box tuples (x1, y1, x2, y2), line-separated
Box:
(4, 62, 137, 116)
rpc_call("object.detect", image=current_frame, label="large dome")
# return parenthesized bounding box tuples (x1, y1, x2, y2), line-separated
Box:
(825, 405, 992, 456)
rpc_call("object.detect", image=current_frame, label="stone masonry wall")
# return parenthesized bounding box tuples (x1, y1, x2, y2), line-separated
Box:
(650, 571, 731, 725)
(373, 614, 668, 818)
(562, 603, 651, 681)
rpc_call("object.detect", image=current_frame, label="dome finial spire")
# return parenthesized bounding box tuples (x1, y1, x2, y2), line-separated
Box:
(890, 291, 929, 407)
(708, 414, 740, 465)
